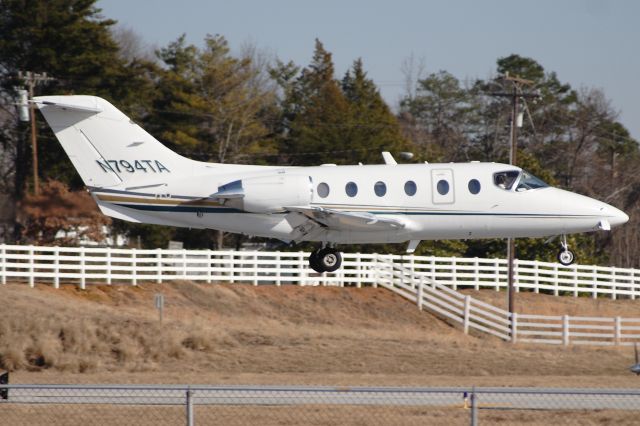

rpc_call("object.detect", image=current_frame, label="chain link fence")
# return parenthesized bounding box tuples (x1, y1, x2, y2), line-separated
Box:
(1, 384, 639, 425)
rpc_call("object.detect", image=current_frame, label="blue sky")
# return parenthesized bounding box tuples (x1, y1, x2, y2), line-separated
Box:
(98, 0, 639, 139)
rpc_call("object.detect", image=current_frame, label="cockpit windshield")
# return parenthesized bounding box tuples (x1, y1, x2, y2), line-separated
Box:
(493, 170, 549, 192)
(515, 171, 549, 191)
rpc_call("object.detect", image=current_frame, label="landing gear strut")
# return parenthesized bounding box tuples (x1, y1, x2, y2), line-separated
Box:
(309, 247, 342, 273)
(557, 235, 575, 266)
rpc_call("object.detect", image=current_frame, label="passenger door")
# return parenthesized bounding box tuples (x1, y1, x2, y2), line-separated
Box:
(431, 169, 455, 204)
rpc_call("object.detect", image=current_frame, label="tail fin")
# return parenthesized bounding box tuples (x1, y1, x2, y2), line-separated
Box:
(34, 95, 195, 188)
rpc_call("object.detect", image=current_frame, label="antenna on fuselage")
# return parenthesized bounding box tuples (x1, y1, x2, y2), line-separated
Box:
(382, 152, 397, 165)
(382, 151, 414, 164)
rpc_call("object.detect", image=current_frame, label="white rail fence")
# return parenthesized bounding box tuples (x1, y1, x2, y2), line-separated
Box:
(375, 257, 640, 347)
(1, 244, 639, 299)
(1, 244, 640, 347)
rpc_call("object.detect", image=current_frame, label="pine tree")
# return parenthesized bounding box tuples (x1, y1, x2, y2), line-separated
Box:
(341, 58, 408, 164)
(151, 35, 277, 164)
(0, 0, 156, 243)
(0, 0, 156, 192)
(282, 39, 351, 165)
(276, 40, 406, 166)
(400, 70, 473, 162)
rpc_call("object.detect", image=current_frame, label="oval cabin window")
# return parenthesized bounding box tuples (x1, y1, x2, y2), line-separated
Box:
(317, 182, 330, 198)
(374, 181, 387, 197)
(404, 180, 417, 196)
(468, 179, 481, 194)
(437, 180, 449, 195)
(345, 182, 358, 197)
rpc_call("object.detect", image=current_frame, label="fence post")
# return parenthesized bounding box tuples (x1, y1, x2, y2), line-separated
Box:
(182, 249, 188, 280)
(186, 387, 194, 426)
(353, 253, 361, 288)
(156, 248, 163, 284)
(372, 254, 378, 288)
(562, 315, 570, 346)
(463, 295, 471, 334)
(27, 245, 35, 288)
(451, 257, 457, 290)
(514, 259, 519, 293)
(511, 312, 518, 344)
(298, 251, 306, 286)
(0, 245, 6, 285)
(430, 257, 436, 282)
(79, 246, 85, 290)
(494, 258, 500, 291)
(207, 249, 212, 284)
(533, 261, 539, 293)
(275, 252, 281, 286)
(572, 265, 578, 297)
(229, 252, 235, 284)
(591, 266, 598, 299)
(615, 316, 622, 346)
(53, 246, 60, 289)
(611, 267, 617, 301)
(131, 248, 137, 286)
(417, 276, 424, 311)
(253, 253, 259, 286)
(470, 388, 478, 426)
(409, 255, 415, 279)
(106, 247, 112, 285)
(553, 265, 559, 296)
(473, 257, 479, 291)
(355, 253, 363, 288)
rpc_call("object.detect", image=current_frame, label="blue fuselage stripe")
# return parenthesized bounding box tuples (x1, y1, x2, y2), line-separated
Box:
(112, 203, 595, 219)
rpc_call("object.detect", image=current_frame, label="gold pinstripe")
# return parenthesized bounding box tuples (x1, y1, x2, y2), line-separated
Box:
(95, 194, 225, 207)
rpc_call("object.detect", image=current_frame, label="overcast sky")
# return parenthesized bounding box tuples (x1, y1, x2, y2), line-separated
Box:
(98, 0, 640, 139)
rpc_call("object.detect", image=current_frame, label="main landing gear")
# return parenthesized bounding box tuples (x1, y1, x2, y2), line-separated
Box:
(557, 235, 576, 266)
(309, 247, 342, 273)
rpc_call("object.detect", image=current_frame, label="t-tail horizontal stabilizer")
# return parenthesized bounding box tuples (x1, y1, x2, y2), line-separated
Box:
(31, 99, 102, 114)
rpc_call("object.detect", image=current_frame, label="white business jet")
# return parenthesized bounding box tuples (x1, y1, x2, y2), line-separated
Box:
(34, 96, 628, 273)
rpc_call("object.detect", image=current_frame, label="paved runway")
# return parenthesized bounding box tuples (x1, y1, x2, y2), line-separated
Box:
(1, 385, 640, 411)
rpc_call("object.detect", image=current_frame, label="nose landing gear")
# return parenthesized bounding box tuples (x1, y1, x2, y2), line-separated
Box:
(309, 247, 342, 273)
(557, 235, 575, 266)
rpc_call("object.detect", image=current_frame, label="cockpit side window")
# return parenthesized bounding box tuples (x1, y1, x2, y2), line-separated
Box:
(516, 171, 549, 191)
(493, 171, 519, 190)
(494, 170, 549, 192)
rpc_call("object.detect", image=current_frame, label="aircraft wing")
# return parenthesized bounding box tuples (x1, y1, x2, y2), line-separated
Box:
(285, 206, 405, 232)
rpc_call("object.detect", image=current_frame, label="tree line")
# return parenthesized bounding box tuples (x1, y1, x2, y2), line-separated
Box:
(0, 0, 637, 266)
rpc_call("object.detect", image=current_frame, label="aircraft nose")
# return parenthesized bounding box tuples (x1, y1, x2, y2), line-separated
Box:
(608, 205, 629, 227)
(597, 202, 629, 229)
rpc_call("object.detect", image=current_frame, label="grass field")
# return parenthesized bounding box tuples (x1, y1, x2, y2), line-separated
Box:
(1, 281, 639, 389)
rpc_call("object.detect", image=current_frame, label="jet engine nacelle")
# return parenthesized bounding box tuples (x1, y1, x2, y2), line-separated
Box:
(214, 173, 313, 213)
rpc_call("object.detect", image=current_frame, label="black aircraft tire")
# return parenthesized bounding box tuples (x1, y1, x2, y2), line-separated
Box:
(309, 250, 324, 273)
(318, 248, 342, 273)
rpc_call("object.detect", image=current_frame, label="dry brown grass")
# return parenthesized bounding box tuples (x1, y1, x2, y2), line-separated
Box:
(4, 404, 637, 426)
(0, 281, 639, 389)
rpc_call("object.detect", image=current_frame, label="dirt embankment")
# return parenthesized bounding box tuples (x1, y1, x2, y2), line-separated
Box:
(1, 282, 639, 387)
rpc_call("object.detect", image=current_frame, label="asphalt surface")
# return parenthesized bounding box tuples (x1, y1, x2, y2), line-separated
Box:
(1, 385, 639, 411)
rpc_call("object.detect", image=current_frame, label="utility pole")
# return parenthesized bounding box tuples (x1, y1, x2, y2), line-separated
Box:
(18, 71, 55, 196)
(490, 73, 538, 315)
